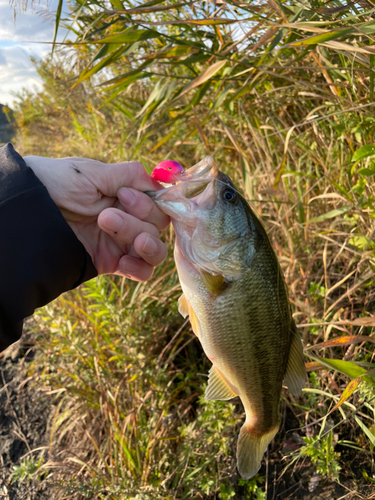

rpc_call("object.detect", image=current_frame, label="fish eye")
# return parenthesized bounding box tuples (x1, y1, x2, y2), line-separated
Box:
(222, 188, 237, 203)
(168, 167, 172, 170)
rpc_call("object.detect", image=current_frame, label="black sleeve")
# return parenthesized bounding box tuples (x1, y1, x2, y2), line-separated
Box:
(0, 143, 97, 352)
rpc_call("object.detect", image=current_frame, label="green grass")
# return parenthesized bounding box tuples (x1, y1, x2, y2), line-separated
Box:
(28, 271, 249, 498)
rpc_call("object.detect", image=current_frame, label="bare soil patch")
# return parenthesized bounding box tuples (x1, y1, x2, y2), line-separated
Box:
(0, 336, 54, 500)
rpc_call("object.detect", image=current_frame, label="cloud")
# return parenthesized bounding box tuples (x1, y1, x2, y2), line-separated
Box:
(0, 0, 70, 107)
(0, 0, 69, 43)
(0, 45, 44, 105)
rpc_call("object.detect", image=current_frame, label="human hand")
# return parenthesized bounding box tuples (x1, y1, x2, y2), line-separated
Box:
(23, 156, 170, 281)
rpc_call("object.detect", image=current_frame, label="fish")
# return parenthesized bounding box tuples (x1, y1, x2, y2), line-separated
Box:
(151, 160, 187, 184)
(148, 156, 306, 480)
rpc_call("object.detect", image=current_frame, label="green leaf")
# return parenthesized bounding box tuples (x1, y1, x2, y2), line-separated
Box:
(74, 45, 131, 87)
(211, 86, 232, 111)
(308, 206, 351, 224)
(354, 417, 375, 446)
(160, 45, 194, 59)
(180, 54, 210, 65)
(136, 0, 165, 7)
(103, 71, 149, 92)
(352, 144, 375, 161)
(174, 18, 238, 26)
(358, 168, 375, 176)
(349, 235, 373, 250)
(241, 156, 252, 199)
(191, 80, 211, 106)
(308, 354, 375, 385)
(359, 20, 375, 35)
(100, 59, 153, 87)
(52, 0, 63, 54)
(173, 60, 227, 102)
(308, 355, 366, 378)
(149, 128, 176, 152)
(370, 54, 374, 103)
(110, 0, 123, 8)
(290, 28, 353, 46)
(90, 43, 121, 64)
(110, 102, 134, 119)
(138, 79, 169, 116)
(332, 378, 361, 411)
(93, 29, 159, 44)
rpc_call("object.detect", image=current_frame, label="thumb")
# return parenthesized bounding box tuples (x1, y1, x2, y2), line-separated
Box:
(95, 161, 162, 196)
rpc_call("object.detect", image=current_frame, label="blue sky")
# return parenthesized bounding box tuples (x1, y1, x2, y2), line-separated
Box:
(0, 0, 69, 107)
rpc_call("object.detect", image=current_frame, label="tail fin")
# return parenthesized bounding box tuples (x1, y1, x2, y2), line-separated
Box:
(237, 423, 279, 480)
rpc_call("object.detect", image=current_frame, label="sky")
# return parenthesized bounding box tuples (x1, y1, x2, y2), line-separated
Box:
(0, 0, 69, 108)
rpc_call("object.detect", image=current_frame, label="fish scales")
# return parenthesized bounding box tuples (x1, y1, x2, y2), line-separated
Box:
(177, 232, 291, 433)
(149, 156, 306, 479)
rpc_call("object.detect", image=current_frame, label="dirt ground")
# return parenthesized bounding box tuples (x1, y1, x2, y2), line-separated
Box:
(0, 336, 53, 500)
(1, 336, 375, 500)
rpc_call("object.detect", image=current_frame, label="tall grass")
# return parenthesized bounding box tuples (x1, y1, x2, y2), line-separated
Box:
(8, 0, 375, 496)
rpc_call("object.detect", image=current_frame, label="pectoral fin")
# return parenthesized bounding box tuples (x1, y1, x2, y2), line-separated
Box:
(284, 328, 306, 397)
(178, 293, 201, 339)
(178, 294, 189, 318)
(199, 270, 228, 296)
(205, 366, 237, 401)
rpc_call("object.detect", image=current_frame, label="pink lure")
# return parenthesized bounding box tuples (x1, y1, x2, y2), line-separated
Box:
(151, 160, 186, 184)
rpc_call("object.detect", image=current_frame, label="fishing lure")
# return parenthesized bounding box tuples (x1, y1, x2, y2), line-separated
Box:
(151, 160, 187, 184)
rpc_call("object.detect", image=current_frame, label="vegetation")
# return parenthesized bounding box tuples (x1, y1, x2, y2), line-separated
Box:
(8, 0, 375, 497)
(0, 104, 15, 144)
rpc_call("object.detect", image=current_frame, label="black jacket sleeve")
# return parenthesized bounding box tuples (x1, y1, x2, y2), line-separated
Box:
(0, 143, 97, 352)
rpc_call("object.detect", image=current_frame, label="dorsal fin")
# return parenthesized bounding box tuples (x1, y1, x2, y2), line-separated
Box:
(284, 328, 306, 397)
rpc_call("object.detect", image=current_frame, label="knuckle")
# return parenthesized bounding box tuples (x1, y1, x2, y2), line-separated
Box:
(132, 162, 147, 178)
(150, 225, 160, 238)
(158, 215, 170, 231)
(141, 198, 154, 219)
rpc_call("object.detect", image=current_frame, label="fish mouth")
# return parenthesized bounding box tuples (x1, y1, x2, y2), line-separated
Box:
(184, 155, 218, 179)
(148, 156, 218, 194)
(146, 156, 219, 221)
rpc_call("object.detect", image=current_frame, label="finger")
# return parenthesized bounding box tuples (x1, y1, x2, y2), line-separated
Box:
(117, 255, 154, 282)
(98, 208, 159, 243)
(133, 233, 168, 267)
(98, 162, 162, 196)
(117, 187, 170, 231)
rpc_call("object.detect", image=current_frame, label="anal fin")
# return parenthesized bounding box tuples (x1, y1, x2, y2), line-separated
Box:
(284, 327, 306, 397)
(205, 366, 237, 401)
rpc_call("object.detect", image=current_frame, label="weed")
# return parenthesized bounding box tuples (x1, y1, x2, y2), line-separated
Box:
(238, 477, 266, 500)
(10, 456, 47, 484)
(299, 431, 341, 481)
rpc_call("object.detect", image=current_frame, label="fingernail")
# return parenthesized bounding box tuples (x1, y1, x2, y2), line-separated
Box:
(142, 235, 158, 256)
(101, 212, 123, 233)
(118, 188, 136, 206)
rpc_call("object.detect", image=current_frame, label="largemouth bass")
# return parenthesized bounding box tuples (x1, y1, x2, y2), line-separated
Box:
(149, 156, 306, 479)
